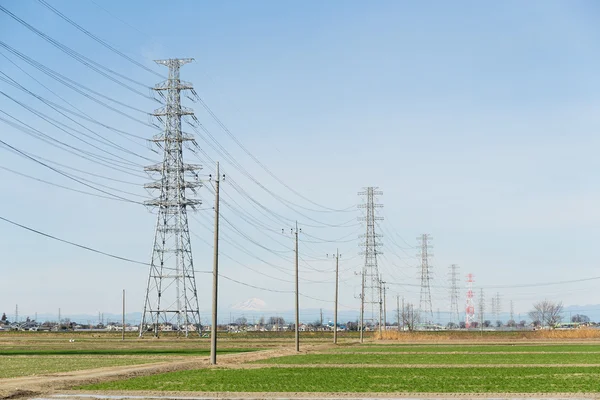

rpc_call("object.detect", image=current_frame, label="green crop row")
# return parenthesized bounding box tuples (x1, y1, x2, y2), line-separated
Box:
(255, 352, 600, 365)
(81, 366, 600, 393)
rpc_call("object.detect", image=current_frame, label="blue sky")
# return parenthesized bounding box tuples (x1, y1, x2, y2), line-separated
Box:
(1, 0, 600, 324)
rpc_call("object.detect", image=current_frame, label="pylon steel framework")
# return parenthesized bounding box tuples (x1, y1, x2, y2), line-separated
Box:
(418, 234, 433, 319)
(358, 187, 383, 330)
(449, 264, 460, 324)
(140, 58, 202, 338)
(465, 273, 475, 328)
(493, 292, 501, 322)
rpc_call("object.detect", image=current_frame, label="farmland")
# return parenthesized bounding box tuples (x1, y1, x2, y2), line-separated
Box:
(3, 332, 600, 396)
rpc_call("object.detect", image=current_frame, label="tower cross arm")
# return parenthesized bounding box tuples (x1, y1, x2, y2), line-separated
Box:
(154, 80, 194, 91)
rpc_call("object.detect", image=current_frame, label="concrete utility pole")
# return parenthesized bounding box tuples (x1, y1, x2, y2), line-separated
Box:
(320, 309, 323, 327)
(359, 269, 365, 343)
(210, 162, 221, 365)
(381, 280, 387, 332)
(479, 289, 485, 335)
(294, 221, 300, 352)
(397, 295, 400, 332)
(122, 290, 125, 341)
(333, 249, 340, 344)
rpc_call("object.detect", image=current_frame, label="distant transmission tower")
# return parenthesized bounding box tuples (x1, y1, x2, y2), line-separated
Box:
(479, 288, 485, 329)
(358, 187, 383, 333)
(495, 292, 502, 322)
(465, 273, 475, 328)
(510, 300, 514, 322)
(418, 234, 433, 319)
(449, 264, 460, 324)
(140, 58, 202, 338)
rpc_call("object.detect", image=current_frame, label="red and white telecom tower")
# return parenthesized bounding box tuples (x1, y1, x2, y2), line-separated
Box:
(465, 273, 475, 328)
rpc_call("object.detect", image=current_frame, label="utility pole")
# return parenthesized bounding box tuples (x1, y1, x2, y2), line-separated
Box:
(333, 249, 340, 344)
(210, 162, 221, 365)
(14, 304, 18, 324)
(139, 58, 202, 338)
(283, 223, 301, 350)
(359, 268, 365, 343)
(381, 279, 387, 332)
(294, 221, 299, 352)
(320, 309, 323, 327)
(397, 295, 400, 332)
(479, 289, 485, 335)
(58, 308, 61, 329)
(122, 290, 125, 341)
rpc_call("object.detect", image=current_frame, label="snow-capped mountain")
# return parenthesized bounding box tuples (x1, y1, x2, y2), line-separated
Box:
(230, 298, 267, 311)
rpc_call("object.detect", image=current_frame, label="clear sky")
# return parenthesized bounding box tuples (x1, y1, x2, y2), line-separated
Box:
(1, 0, 600, 324)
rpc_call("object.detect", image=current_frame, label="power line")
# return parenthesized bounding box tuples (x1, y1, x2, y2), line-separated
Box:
(0, 215, 147, 265)
(0, 137, 142, 204)
(36, 0, 164, 78)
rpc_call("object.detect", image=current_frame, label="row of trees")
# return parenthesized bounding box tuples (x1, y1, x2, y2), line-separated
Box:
(398, 300, 590, 331)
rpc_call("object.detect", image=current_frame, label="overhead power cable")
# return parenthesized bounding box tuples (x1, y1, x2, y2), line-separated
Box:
(0, 4, 159, 101)
(197, 97, 354, 213)
(0, 164, 145, 203)
(36, 0, 165, 79)
(0, 138, 142, 204)
(0, 214, 147, 265)
(0, 114, 148, 179)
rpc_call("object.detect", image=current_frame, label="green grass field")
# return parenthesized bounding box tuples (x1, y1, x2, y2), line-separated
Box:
(255, 352, 600, 365)
(335, 344, 600, 353)
(82, 366, 600, 393)
(0, 348, 255, 356)
(0, 335, 259, 378)
(5, 334, 600, 393)
(0, 356, 161, 379)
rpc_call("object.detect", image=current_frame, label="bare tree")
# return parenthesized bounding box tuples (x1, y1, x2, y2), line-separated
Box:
(401, 303, 421, 331)
(572, 314, 590, 323)
(528, 300, 563, 327)
(268, 316, 285, 326)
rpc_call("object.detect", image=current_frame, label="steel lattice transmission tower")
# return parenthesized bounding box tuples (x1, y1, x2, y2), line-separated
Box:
(465, 273, 475, 328)
(449, 264, 460, 324)
(494, 292, 501, 322)
(140, 58, 202, 338)
(418, 234, 433, 319)
(358, 187, 383, 332)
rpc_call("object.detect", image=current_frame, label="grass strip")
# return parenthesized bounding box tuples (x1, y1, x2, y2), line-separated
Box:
(0, 348, 255, 356)
(334, 344, 600, 353)
(81, 366, 600, 393)
(0, 356, 159, 379)
(255, 352, 600, 365)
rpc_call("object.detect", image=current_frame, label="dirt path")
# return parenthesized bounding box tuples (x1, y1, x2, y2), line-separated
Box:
(0, 345, 323, 400)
